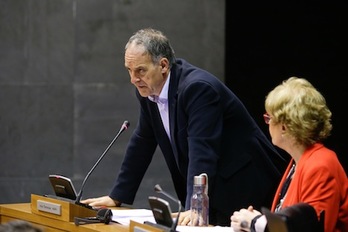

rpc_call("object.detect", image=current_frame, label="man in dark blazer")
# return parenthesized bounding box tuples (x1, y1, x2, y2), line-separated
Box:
(81, 28, 286, 226)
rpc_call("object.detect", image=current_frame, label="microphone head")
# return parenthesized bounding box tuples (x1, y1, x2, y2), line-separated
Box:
(154, 184, 162, 193)
(123, 120, 130, 130)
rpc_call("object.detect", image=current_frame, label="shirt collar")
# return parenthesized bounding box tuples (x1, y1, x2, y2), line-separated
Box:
(148, 73, 170, 104)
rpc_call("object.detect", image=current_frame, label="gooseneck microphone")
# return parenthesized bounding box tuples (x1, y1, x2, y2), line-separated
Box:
(154, 184, 182, 232)
(75, 120, 130, 205)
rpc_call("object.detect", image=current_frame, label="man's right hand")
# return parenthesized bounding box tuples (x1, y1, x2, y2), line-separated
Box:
(80, 196, 120, 208)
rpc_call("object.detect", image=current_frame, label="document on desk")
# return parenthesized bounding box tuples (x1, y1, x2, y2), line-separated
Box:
(177, 226, 233, 232)
(111, 209, 234, 232)
(111, 209, 156, 225)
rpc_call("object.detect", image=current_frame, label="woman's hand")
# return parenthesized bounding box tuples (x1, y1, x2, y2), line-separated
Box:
(230, 206, 261, 232)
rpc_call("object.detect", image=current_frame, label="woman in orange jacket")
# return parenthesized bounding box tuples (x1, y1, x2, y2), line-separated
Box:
(231, 77, 348, 232)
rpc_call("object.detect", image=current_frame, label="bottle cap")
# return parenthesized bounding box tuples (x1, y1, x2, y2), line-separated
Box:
(194, 175, 207, 185)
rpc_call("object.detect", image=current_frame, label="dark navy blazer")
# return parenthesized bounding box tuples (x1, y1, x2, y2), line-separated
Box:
(110, 58, 286, 225)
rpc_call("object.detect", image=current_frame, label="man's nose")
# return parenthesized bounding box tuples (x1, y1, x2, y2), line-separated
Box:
(130, 74, 140, 84)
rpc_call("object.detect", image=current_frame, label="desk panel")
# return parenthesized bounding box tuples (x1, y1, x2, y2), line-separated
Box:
(0, 203, 128, 232)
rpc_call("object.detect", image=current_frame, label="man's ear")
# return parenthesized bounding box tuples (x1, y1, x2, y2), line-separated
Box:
(160, 58, 169, 73)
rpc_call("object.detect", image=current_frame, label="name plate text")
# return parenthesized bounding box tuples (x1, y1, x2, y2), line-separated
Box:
(37, 200, 61, 215)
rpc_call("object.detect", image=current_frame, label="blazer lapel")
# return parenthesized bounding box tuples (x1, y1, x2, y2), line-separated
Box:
(168, 69, 180, 158)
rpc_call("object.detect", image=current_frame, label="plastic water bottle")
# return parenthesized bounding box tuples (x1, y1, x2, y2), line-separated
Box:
(190, 173, 209, 226)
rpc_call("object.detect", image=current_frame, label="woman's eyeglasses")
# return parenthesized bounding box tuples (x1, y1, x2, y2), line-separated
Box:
(263, 113, 272, 124)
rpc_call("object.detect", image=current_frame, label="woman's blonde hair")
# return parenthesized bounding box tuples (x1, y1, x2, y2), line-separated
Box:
(265, 77, 332, 146)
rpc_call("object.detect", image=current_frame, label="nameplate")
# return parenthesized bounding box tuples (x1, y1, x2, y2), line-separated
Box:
(37, 199, 61, 215)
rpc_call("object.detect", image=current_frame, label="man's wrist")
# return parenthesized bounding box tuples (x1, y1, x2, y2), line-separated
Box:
(111, 198, 121, 207)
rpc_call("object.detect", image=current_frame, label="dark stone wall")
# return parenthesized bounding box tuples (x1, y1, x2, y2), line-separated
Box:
(0, 0, 225, 210)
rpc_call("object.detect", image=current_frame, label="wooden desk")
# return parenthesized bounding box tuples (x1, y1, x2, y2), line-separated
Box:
(0, 203, 129, 232)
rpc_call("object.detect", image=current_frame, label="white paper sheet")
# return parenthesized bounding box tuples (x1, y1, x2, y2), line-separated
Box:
(111, 209, 156, 225)
(111, 209, 234, 232)
(177, 226, 233, 232)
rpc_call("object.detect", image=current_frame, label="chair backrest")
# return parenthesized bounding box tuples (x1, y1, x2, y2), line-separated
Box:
(262, 203, 324, 232)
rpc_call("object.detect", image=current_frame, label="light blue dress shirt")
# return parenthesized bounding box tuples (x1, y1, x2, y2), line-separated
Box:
(148, 73, 171, 141)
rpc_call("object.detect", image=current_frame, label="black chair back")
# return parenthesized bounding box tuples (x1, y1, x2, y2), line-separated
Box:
(262, 203, 324, 232)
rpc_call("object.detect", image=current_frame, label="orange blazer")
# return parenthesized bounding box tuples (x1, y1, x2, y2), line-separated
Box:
(271, 143, 348, 232)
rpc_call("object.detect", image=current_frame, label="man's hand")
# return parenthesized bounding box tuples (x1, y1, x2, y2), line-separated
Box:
(80, 196, 120, 208)
(175, 210, 192, 226)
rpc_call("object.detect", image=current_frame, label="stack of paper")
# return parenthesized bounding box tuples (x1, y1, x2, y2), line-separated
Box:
(111, 209, 234, 232)
(111, 209, 156, 225)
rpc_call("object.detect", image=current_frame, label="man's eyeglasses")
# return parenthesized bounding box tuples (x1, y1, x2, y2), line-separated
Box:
(263, 113, 272, 124)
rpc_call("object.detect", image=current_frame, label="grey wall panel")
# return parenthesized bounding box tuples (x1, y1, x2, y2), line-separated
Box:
(0, 85, 73, 176)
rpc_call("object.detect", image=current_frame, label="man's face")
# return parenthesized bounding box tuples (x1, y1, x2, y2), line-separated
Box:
(124, 43, 167, 97)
